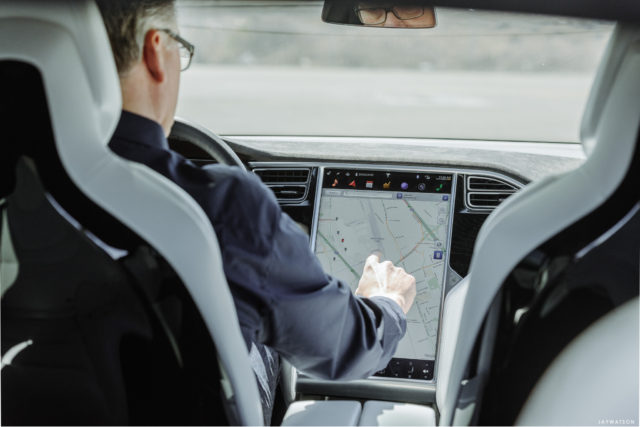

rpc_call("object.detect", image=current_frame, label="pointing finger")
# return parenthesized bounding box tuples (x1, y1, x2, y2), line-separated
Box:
(366, 253, 380, 267)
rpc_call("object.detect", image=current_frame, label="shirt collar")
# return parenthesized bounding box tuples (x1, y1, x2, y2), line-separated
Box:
(113, 110, 169, 150)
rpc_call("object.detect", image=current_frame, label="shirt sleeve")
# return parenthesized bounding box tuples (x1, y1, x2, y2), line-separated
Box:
(199, 165, 407, 381)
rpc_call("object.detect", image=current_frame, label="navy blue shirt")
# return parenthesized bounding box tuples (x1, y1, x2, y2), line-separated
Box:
(109, 111, 406, 381)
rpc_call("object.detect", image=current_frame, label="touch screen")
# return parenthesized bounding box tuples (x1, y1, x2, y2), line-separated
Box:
(313, 169, 453, 378)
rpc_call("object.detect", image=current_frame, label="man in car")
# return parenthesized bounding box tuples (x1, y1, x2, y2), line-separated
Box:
(95, 0, 416, 408)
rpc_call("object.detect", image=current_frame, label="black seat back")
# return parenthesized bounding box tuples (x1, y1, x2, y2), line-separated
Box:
(1, 61, 226, 425)
(2, 158, 154, 425)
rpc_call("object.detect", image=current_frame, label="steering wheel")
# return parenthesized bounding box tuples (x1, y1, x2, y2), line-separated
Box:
(169, 117, 246, 171)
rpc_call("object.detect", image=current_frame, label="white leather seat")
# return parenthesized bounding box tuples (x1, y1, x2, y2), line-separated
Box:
(439, 24, 640, 425)
(516, 297, 639, 426)
(0, 1, 262, 424)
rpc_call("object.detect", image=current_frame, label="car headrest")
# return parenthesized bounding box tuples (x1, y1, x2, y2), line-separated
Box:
(0, 1, 121, 159)
(581, 26, 640, 154)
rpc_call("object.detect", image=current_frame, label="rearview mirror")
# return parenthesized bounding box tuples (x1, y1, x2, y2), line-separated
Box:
(322, 0, 436, 28)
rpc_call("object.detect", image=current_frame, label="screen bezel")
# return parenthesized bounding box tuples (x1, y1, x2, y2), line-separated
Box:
(310, 165, 457, 384)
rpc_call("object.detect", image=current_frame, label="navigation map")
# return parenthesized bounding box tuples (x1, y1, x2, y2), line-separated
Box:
(315, 189, 451, 360)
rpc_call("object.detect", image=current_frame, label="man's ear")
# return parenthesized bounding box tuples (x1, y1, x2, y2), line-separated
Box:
(142, 29, 165, 83)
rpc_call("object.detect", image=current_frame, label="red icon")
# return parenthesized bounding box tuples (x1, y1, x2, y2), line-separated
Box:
(366, 180, 374, 189)
(348, 180, 356, 188)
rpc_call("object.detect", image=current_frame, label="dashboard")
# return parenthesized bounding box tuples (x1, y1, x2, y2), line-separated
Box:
(168, 131, 586, 404)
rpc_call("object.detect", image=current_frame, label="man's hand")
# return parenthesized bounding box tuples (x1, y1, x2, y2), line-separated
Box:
(355, 254, 416, 314)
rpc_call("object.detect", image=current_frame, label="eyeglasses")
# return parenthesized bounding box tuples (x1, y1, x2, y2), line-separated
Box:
(355, 5, 425, 25)
(160, 29, 195, 71)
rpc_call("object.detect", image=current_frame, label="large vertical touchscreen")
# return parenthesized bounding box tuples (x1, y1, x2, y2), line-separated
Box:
(313, 169, 453, 380)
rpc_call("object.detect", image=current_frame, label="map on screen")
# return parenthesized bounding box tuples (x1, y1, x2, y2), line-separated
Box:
(314, 183, 452, 361)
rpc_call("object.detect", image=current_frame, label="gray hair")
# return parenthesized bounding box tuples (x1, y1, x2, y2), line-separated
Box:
(96, 0, 177, 75)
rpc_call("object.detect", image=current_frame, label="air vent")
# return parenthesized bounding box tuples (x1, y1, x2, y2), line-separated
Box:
(270, 185, 307, 200)
(468, 193, 512, 208)
(468, 176, 518, 191)
(253, 168, 311, 204)
(254, 168, 309, 184)
(465, 175, 520, 211)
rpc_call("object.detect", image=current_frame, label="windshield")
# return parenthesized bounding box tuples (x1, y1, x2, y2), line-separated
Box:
(176, 2, 613, 143)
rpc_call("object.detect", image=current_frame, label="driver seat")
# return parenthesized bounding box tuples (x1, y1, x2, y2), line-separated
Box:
(0, 1, 262, 424)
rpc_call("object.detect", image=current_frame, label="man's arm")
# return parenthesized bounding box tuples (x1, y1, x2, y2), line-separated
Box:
(266, 214, 417, 380)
